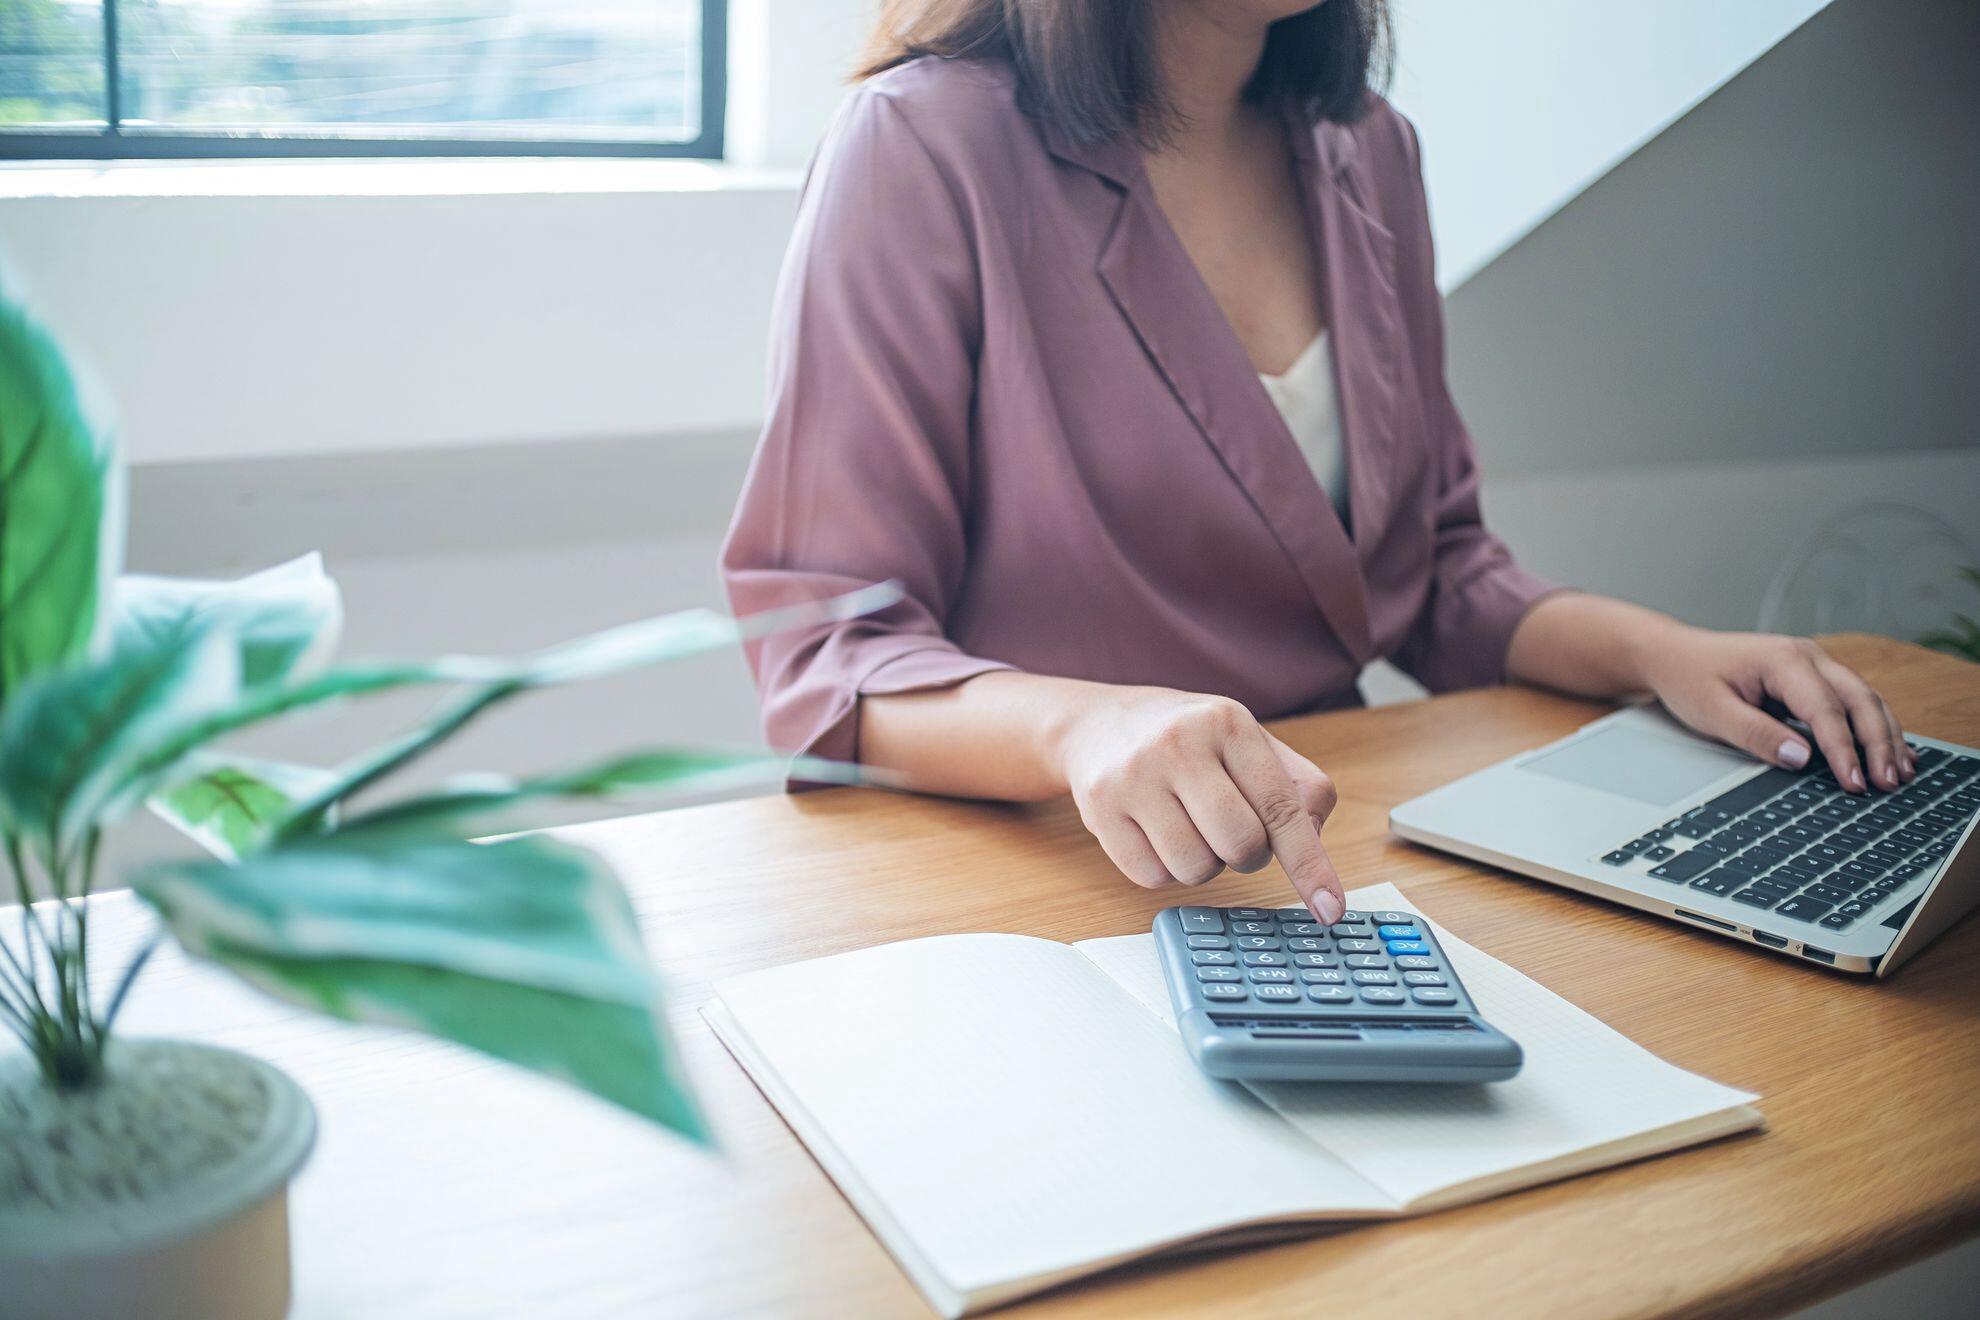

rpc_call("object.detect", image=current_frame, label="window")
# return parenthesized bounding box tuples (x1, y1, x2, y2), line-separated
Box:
(0, 1, 726, 158)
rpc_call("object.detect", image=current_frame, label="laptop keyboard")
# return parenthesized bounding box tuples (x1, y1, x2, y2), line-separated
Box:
(1600, 741, 1980, 931)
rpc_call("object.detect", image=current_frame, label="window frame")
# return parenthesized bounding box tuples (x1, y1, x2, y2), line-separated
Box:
(0, 0, 727, 161)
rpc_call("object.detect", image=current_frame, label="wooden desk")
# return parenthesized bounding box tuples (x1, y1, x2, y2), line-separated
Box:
(76, 635, 1980, 1317)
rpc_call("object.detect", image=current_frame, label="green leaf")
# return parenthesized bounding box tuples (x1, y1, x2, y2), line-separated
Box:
(0, 286, 120, 708)
(271, 582, 903, 840)
(133, 831, 706, 1139)
(337, 746, 858, 840)
(148, 752, 337, 862)
(114, 554, 342, 690)
(0, 619, 240, 854)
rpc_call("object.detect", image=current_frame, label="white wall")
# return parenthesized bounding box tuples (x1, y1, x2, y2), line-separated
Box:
(1388, 0, 1831, 286)
(0, 0, 1826, 467)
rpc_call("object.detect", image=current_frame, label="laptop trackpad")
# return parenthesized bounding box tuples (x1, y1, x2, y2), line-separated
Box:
(1522, 723, 1752, 807)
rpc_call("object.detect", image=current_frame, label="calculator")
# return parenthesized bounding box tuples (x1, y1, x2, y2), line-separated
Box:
(1153, 905, 1524, 1084)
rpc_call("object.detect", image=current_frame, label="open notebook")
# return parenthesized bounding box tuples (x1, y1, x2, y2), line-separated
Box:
(704, 883, 1762, 1316)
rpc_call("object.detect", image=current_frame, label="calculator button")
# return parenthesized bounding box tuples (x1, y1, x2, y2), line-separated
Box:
(1410, 988, 1459, 1006)
(1377, 925, 1420, 940)
(1230, 921, 1274, 936)
(1285, 938, 1330, 952)
(1200, 983, 1248, 1001)
(1247, 967, 1294, 983)
(1292, 952, 1339, 968)
(1241, 951, 1288, 967)
(1393, 955, 1440, 971)
(1402, 971, 1447, 986)
(1370, 911, 1413, 926)
(1191, 950, 1237, 966)
(1273, 909, 1312, 923)
(1358, 987, 1406, 1005)
(1329, 923, 1372, 940)
(1186, 935, 1231, 950)
(1280, 923, 1325, 937)
(1344, 954, 1390, 970)
(1385, 940, 1430, 956)
(1254, 984, 1301, 1003)
(1230, 908, 1274, 920)
(1195, 966, 1242, 982)
(1307, 985, 1355, 1004)
(1299, 969, 1347, 984)
(1338, 911, 1368, 924)
(1336, 938, 1382, 955)
(1179, 908, 1224, 934)
(1351, 969, 1397, 985)
(1235, 936, 1282, 950)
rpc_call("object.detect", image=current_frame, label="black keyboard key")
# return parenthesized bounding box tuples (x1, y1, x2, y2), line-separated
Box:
(1856, 886, 1894, 906)
(1643, 844, 1676, 861)
(1750, 808, 1791, 828)
(1690, 871, 1744, 897)
(1672, 819, 1717, 840)
(1839, 859, 1888, 883)
(1820, 833, 1868, 854)
(1888, 828, 1931, 851)
(1619, 836, 1655, 854)
(1916, 746, 1949, 769)
(1778, 824, 1825, 845)
(1776, 895, 1834, 922)
(1818, 910, 1857, 930)
(1694, 767, 1805, 820)
(1804, 882, 1854, 905)
(1601, 850, 1634, 866)
(1802, 843, 1849, 866)
(1716, 854, 1767, 877)
(1648, 848, 1720, 882)
(1643, 827, 1675, 842)
(1749, 875, 1802, 897)
(1732, 888, 1782, 909)
(1889, 862, 1924, 881)
(1827, 795, 1869, 814)
(1837, 822, 1885, 844)
(1745, 842, 1797, 865)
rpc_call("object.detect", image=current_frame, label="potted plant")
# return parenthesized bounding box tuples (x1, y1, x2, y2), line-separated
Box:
(0, 288, 880, 1316)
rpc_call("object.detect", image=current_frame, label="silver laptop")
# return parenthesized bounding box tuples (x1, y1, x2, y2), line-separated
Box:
(1390, 705, 1980, 975)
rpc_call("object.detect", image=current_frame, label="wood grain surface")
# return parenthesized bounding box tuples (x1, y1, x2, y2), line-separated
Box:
(51, 635, 1980, 1318)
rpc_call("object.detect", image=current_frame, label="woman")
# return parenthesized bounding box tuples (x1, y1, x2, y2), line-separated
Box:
(721, 0, 1912, 923)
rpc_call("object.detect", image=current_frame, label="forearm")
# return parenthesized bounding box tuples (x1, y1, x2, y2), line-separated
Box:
(857, 670, 1120, 801)
(1504, 591, 1693, 699)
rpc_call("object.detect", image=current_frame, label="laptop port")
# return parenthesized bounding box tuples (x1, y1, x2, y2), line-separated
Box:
(1802, 946, 1837, 965)
(1751, 930, 1789, 949)
(1675, 909, 1738, 933)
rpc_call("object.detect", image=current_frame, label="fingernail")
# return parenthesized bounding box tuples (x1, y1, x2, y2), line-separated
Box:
(1314, 892, 1344, 925)
(1848, 766, 1865, 792)
(1778, 740, 1809, 770)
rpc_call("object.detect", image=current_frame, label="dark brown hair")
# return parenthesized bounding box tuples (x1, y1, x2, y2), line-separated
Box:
(858, 1, 1392, 146)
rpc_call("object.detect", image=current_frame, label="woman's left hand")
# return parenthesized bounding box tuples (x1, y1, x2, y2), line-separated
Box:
(1639, 629, 1914, 794)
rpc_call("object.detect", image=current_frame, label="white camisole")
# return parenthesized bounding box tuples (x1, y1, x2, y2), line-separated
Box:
(1258, 330, 1349, 522)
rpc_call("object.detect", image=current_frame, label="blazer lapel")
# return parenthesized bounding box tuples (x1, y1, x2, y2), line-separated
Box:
(1299, 118, 1406, 585)
(1042, 119, 1377, 663)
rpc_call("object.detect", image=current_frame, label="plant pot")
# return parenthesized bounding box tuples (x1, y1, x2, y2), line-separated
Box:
(0, 1038, 317, 1320)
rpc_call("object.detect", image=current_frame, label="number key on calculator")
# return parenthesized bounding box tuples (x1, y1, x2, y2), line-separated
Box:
(1153, 906, 1523, 1083)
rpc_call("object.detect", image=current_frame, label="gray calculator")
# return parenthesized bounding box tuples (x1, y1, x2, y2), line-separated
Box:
(1153, 905, 1523, 1084)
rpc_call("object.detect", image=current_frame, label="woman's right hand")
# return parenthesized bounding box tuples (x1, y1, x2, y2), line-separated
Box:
(1049, 686, 1347, 922)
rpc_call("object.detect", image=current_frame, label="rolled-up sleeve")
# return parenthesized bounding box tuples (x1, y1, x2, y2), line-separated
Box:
(720, 87, 1014, 768)
(1386, 116, 1562, 693)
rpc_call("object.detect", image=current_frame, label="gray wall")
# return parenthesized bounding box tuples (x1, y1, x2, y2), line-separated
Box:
(1445, 0, 1980, 478)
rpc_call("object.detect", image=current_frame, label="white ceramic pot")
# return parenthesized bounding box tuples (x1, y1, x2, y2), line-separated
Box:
(0, 1038, 316, 1320)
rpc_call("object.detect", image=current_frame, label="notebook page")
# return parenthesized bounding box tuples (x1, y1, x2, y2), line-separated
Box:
(709, 933, 1394, 1312)
(1074, 883, 1761, 1210)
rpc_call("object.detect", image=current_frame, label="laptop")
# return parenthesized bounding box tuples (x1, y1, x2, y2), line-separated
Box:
(1390, 705, 1980, 975)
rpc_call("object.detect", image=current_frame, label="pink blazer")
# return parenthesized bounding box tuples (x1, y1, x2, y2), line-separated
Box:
(721, 57, 1556, 766)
